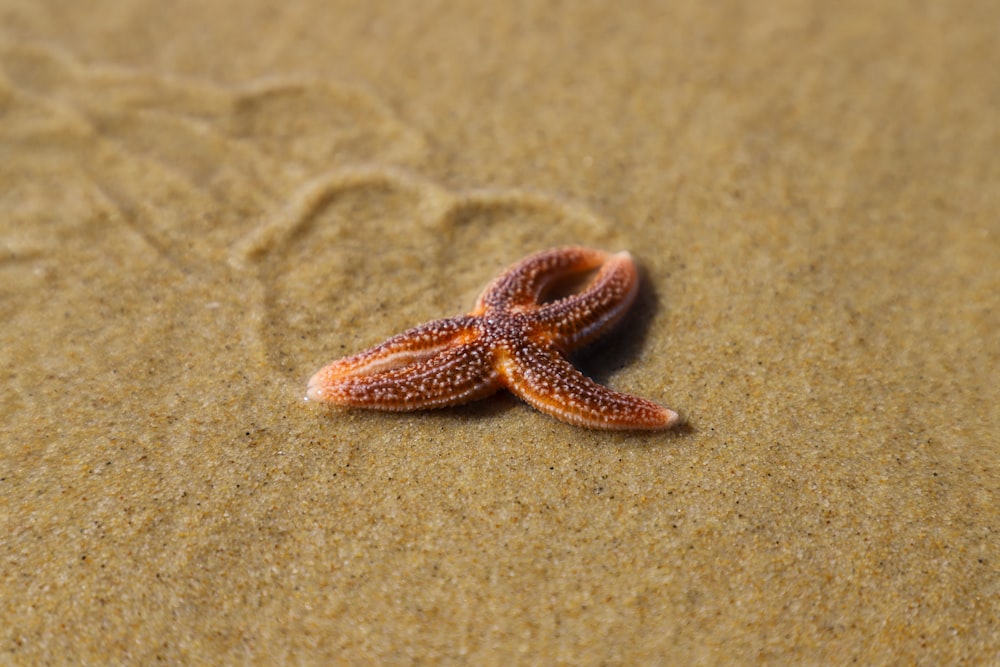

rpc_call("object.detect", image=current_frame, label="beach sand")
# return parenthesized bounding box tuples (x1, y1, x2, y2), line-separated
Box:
(1, 0, 997, 663)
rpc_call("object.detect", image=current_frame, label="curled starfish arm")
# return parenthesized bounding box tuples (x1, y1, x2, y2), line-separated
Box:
(308, 340, 501, 410)
(498, 341, 678, 430)
(534, 250, 640, 351)
(474, 246, 609, 314)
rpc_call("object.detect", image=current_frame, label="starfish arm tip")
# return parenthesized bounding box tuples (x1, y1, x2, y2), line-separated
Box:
(660, 407, 681, 429)
(305, 371, 331, 402)
(599, 403, 680, 430)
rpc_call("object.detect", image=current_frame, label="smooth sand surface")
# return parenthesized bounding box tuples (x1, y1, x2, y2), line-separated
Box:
(2, 1, 997, 663)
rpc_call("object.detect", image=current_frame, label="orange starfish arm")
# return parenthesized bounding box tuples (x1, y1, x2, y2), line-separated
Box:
(309, 316, 476, 381)
(497, 341, 678, 430)
(534, 250, 639, 351)
(473, 246, 609, 314)
(307, 318, 501, 410)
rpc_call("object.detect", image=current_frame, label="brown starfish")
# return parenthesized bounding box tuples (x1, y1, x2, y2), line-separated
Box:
(306, 246, 678, 430)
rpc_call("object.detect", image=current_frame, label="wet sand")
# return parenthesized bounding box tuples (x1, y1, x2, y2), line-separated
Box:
(1, 1, 998, 663)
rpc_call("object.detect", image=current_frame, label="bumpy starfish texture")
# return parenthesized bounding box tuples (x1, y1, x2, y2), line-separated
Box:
(307, 246, 678, 430)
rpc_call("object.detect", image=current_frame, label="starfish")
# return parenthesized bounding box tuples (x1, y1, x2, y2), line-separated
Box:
(306, 246, 678, 430)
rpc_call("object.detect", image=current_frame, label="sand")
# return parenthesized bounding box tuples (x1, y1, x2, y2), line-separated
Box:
(1, 0, 997, 663)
